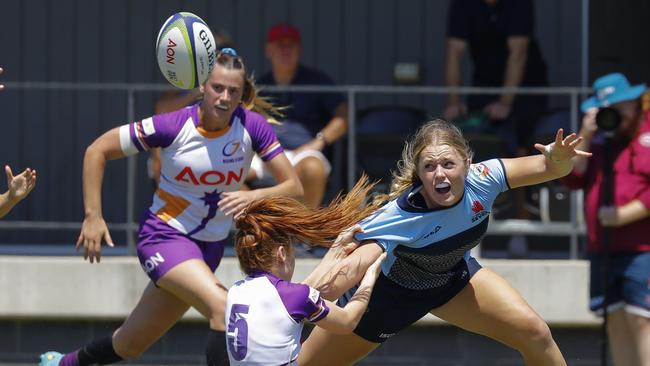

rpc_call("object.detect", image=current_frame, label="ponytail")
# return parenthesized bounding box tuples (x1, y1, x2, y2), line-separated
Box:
(234, 175, 383, 274)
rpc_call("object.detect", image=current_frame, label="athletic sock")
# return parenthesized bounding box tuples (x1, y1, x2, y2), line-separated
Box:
(206, 329, 230, 366)
(76, 336, 123, 365)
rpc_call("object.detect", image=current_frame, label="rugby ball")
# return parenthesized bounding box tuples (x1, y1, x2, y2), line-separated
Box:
(156, 12, 217, 89)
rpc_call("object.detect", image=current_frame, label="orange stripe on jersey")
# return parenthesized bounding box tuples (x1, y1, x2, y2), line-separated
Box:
(196, 125, 231, 138)
(258, 141, 280, 158)
(155, 189, 190, 222)
(135, 122, 151, 150)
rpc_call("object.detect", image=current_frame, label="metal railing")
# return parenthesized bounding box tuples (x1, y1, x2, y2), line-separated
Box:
(0, 82, 593, 258)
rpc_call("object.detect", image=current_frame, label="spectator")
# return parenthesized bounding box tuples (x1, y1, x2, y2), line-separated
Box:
(251, 23, 348, 208)
(0, 165, 37, 219)
(0, 67, 4, 91)
(444, 0, 548, 155)
(563, 72, 650, 366)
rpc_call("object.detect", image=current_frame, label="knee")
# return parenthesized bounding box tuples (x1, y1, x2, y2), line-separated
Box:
(297, 158, 327, 182)
(515, 312, 555, 351)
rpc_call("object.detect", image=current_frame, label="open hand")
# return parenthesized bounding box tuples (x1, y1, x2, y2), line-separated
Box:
(534, 129, 592, 162)
(5, 165, 36, 203)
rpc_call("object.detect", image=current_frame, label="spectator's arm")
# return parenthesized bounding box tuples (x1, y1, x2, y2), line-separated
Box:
(320, 103, 348, 145)
(445, 38, 467, 107)
(500, 36, 529, 106)
(297, 103, 348, 153)
(598, 199, 650, 227)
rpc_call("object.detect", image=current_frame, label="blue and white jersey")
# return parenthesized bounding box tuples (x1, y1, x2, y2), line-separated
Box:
(357, 159, 510, 290)
(225, 271, 329, 365)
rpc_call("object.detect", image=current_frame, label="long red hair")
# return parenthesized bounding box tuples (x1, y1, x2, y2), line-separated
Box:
(234, 175, 382, 274)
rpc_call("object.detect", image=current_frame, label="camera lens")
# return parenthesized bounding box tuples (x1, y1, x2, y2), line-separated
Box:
(595, 107, 621, 132)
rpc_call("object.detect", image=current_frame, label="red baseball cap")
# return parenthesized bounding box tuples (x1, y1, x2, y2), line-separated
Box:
(267, 23, 301, 43)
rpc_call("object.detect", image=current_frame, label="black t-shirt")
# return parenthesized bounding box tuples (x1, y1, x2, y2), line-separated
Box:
(257, 65, 345, 149)
(447, 0, 547, 87)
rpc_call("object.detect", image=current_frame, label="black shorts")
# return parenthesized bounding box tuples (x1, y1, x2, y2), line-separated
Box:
(338, 256, 482, 343)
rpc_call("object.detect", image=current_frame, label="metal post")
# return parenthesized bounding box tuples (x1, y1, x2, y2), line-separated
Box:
(569, 91, 580, 259)
(346, 89, 357, 190)
(126, 90, 137, 255)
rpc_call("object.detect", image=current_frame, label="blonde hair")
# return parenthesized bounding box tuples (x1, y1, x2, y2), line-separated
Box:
(208, 50, 285, 123)
(234, 175, 383, 274)
(376, 119, 473, 203)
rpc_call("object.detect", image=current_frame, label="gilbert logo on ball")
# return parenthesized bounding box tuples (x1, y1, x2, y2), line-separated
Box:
(156, 12, 216, 89)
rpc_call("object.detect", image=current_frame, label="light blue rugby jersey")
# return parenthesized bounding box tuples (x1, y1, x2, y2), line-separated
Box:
(356, 159, 510, 290)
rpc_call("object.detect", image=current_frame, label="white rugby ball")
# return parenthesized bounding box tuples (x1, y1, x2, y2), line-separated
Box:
(156, 12, 217, 89)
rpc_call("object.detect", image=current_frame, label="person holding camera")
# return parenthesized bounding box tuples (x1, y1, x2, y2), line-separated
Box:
(564, 72, 650, 366)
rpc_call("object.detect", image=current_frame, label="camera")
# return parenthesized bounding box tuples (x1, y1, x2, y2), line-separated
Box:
(595, 107, 621, 132)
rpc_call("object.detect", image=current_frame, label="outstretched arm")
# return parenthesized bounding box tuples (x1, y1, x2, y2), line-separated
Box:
(309, 241, 384, 301)
(311, 253, 386, 334)
(0, 166, 37, 218)
(503, 128, 592, 189)
(77, 128, 126, 263)
(303, 225, 364, 288)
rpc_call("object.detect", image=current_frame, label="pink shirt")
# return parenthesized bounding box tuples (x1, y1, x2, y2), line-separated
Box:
(563, 112, 650, 254)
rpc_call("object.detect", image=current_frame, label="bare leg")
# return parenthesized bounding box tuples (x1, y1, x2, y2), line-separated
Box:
(430, 268, 566, 366)
(295, 156, 327, 208)
(156, 259, 228, 331)
(298, 328, 379, 366)
(112, 282, 190, 359)
(628, 310, 650, 366)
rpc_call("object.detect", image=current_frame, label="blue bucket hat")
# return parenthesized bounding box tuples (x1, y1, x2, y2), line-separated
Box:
(581, 72, 647, 112)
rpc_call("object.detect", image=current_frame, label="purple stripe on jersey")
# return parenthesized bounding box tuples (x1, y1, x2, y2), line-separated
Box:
(254, 271, 329, 322)
(129, 122, 146, 152)
(239, 107, 284, 161)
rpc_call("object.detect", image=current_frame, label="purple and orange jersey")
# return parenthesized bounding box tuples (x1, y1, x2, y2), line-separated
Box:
(119, 104, 283, 241)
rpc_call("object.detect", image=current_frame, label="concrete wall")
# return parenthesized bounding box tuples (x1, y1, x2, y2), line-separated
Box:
(0, 256, 607, 365)
(0, 256, 598, 325)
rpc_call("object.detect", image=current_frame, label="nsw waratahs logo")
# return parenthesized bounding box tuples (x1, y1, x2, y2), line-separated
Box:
(471, 200, 488, 222)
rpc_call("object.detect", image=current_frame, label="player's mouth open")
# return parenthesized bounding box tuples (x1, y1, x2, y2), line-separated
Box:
(215, 104, 229, 111)
(435, 182, 451, 194)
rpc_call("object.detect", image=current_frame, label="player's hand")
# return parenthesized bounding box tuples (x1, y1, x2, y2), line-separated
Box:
(443, 102, 467, 121)
(219, 190, 260, 217)
(534, 128, 592, 162)
(5, 165, 36, 203)
(326, 225, 364, 261)
(76, 213, 114, 263)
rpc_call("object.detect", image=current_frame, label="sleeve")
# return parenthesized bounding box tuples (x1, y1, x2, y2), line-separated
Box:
(244, 110, 284, 161)
(276, 281, 330, 323)
(636, 188, 650, 210)
(505, 0, 534, 37)
(447, 0, 468, 39)
(118, 109, 188, 155)
(468, 159, 510, 194)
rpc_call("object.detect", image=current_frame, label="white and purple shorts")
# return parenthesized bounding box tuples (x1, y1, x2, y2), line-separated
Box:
(136, 211, 226, 283)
